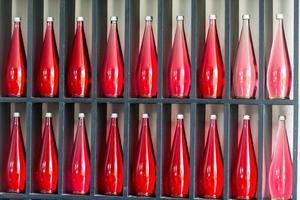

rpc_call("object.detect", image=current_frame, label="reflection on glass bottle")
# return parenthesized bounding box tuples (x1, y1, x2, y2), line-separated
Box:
(4, 17, 26, 97)
(198, 114, 223, 198)
(35, 113, 58, 193)
(266, 14, 292, 99)
(231, 115, 257, 199)
(168, 16, 191, 98)
(167, 114, 189, 197)
(37, 17, 59, 97)
(198, 15, 224, 98)
(131, 114, 156, 196)
(68, 113, 90, 194)
(67, 16, 90, 97)
(136, 16, 158, 98)
(232, 14, 257, 99)
(99, 113, 123, 195)
(268, 115, 292, 199)
(4, 112, 26, 193)
(101, 16, 124, 97)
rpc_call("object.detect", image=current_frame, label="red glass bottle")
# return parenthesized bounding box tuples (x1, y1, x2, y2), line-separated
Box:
(4, 17, 26, 97)
(198, 114, 223, 198)
(131, 113, 156, 196)
(168, 16, 191, 98)
(99, 113, 123, 195)
(37, 17, 59, 97)
(231, 115, 257, 199)
(35, 113, 58, 193)
(268, 115, 292, 199)
(67, 16, 90, 97)
(198, 15, 224, 98)
(232, 14, 257, 99)
(68, 113, 90, 194)
(100, 16, 124, 97)
(266, 14, 292, 99)
(167, 114, 189, 197)
(4, 112, 26, 192)
(136, 16, 158, 98)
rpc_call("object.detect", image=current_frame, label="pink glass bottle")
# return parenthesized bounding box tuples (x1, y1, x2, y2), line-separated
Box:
(167, 114, 189, 197)
(231, 115, 257, 199)
(35, 113, 58, 193)
(136, 16, 158, 98)
(266, 14, 292, 99)
(198, 15, 224, 98)
(232, 14, 257, 99)
(4, 112, 26, 192)
(168, 16, 191, 98)
(131, 113, 156, 196)
(4, 17, 26, 97)
(37, 17, 59, 97)
(67, 16, 90, 97)
(198, 114, 223, 198)
(99, 113, 123, 195)
(268, 115, 292, 199)
(100, 16, 124, 97)
(68, 113, 90, 194)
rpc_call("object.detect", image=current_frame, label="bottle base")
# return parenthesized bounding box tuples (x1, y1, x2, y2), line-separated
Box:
(233, 95, 255, 99)
(72, 191, 88, 195)
(104, 191, 122, 196)
(40, 189, 56, 194)
(7, 189, 23, 193)
(268, 96, 289, 100)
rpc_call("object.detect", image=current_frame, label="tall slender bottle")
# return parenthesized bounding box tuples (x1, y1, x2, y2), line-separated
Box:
(266, 14, 292, 99)
(35, 113, 58, 193)
(168, 16, 191, 98)
(167, 114, 189, 197)
(4, 112, 26, 192)
(232, 14, 257, 99)
(198, 15, 224, 98)
(136, 16, 158, 98)
(268, 115, 292, 199)
(131, 114, 156, 196)
(68, 113, 90, 194)
(231, 115, 257, 199)
(198, 115, 223, 198)
(4, 17, 26, 97)
(99, 113, 123, 195)
(67, 16, 90, 97)
(37, 17, 59, 97)
(101, 16, 124, 97)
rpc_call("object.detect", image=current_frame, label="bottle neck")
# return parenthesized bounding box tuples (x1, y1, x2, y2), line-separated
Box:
(12, 116, 20, 126)
(76, 21, 83, 31)
(242, 119, 250, 129)
(110, 117, 118, 127)
(278, 119, 286, 132)
(241, 19, 250, 35)
(45, 116, 52, 126)
(209, 118, 216, 129)
(209, 19, 216, 28)
(14, 21, 20, 29)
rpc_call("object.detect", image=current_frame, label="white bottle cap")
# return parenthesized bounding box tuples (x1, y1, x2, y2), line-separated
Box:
(13, 112, 20, 117)
(47, 17, 54, 22)
(176, 15, 184, 21)
(243, 115, 251, 120)
(142, 113, 149, 118)
(177, 114, 184, 119)
(276, 13, 284, 19)
(279, 115, 286, 121)
(14, 17, 21, 22)
(209, 14, 216, 20)
(242, 14, 250, 20)
(45, 112, 52, 117)
(111, 16, 118, 23)
(145, 16, 153, 21)
(111, 113, 118, 118)
(210, 114, 217, 120)
(76, 16, 84, 21)
(78, 113, 85, 118)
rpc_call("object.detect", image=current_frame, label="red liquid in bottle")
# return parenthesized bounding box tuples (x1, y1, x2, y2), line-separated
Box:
(4, 17, 26, 97)
(37, 17, 59, 97)
(198, 15, 224, 98)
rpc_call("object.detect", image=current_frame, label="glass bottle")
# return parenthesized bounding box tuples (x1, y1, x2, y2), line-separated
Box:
(231, 115, 257, 199)
(100, 16, 124, 97)
(136, 16, 158, 98)
(168, 16, 191, 98)
(131, 113, 156, 196)
(268, 115, 292, 199)
(198, 114, 223, 198)
(266, 14, 292, 99)
(232, 14, 257, 99)
(167, 114, 189, 197)
(4, 17, 26, 97)
(68, 113, 90, 194)
(67, 16, 90, 97)
(198, 15, 224, 98)
(35, 113, 58, 193)
(37, 17, 59, 97)
(4, 112, 26, 192)
(99, 113, 123, 195)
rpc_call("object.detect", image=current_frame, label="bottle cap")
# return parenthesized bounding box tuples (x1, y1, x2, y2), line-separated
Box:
(276, 13, 284, 19)
(76, 16, 84, 21)
(243, 115, 251, 120)
(145, 16, 153, 21)
(111, 16, 118, 23)
(142, 113, 149, 118)
(78, 113, 85, 118)
(177, 114, 184, 119)
(14, 17, 21, 22)
(279, 115, 286, 121)
(47, 17, 54, 22)
(242, 14, 250, 20)
(13, 112, 20, 117)
(210, 114, 217, 120)
(45, 112, 52, 117)
(176, 15, 184, 21)
(111, 113, 118, 118)
(209, 14, 216, 20)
